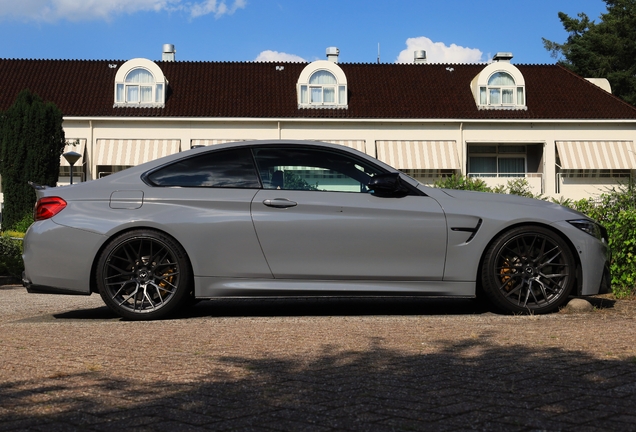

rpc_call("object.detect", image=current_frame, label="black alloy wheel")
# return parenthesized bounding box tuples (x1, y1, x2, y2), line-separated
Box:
(481, 226, 576, 314)
(96, 230, 192, 320)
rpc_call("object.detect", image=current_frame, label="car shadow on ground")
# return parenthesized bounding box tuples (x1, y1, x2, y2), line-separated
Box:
(50, 295, 617, 321)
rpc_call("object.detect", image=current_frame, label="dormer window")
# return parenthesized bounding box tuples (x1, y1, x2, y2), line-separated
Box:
(471, 54, 526, 110)
(297, 60, 348, 109)
(114, 58, 167, 108)
(480, 72, 524, 106)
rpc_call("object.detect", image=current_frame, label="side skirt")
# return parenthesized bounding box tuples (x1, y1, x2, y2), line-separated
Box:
(195, 277, 475, 298)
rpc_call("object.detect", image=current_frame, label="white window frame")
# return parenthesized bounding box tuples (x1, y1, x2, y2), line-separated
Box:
(468, 145, 527, 177)
(297, 61, 348, 109)
(114, 58, 167, 108)
(472, 62, 527, 110)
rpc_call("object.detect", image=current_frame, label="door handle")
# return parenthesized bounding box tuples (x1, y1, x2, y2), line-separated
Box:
(263, 198, 298, 208)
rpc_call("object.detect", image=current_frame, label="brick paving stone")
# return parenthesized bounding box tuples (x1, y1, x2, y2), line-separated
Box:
(2, 287, 636, 431)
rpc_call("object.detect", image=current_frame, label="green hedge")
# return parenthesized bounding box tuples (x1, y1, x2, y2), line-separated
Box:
(0, 234, 23, 278)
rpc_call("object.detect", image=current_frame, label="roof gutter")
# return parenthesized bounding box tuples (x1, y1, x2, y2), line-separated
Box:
(63, 116, 636, 125)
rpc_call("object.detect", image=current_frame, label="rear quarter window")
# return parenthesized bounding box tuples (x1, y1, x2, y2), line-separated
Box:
(145, 148, 261, 188)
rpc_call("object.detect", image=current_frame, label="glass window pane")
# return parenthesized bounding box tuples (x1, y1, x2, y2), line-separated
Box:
(517, 87, 524, 105)
(498, 158, 525, 176)
(489, 88, 500, 104)
(147, 148, 260, 188)
(488, 72, 515, 86)
(502, 89, 513, 104)
(498, 145, 525, 154)
(469, 145, 497, 154)
(311, 87, 322, 103)
(253, 147, 384, 193)
(127, 85, 139, 102)
(339, 86, 346, 104)
(480, 87, 487, 104)
(324, 87, 335, 103)
(156, 84, 164, 103)
(126, 68, 154, 83)
(116, 84, 124, 102)
(300, 85, 308, 103)
(309, 70, 337, 85)
(470, 157, 497, 175)
(140, 86, 152, 103)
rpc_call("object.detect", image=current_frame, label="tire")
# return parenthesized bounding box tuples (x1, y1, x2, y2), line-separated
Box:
(96, 230, 192, 320)
(480, 226, 576, 314)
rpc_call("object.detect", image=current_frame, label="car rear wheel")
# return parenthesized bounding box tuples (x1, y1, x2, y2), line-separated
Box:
(481, 226, 576, 314)
(96, 230, 192, 320)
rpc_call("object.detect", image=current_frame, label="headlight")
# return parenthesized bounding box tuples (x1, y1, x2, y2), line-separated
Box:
(567, 219, 608, 243)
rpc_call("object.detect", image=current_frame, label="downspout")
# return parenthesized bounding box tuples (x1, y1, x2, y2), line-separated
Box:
(89, 120, 94, 181)
(459, 122, 465, 176)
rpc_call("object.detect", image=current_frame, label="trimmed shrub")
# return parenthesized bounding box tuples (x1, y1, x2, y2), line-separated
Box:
(0, 234, 23, 278)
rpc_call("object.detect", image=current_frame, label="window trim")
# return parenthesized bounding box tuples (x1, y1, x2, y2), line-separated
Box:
(114, 58, 167, 108)
(471, 62, 526, 110)
(468, 145, 527, 177)
(297, 61, 348, 109)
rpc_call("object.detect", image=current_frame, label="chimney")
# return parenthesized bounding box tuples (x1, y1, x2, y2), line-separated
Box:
(326, 47, 340, 63)
(414, 50, 427, 64)
(493, 52, 513, 63)
(162, 44, 176, 62)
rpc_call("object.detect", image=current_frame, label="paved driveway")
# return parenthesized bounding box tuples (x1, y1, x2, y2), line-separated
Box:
(1, 284, 635, 431)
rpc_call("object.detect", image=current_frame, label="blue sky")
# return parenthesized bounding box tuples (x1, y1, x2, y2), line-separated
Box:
(0, 0, 609, 64)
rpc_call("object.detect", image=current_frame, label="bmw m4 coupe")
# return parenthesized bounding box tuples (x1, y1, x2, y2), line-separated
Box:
(23, 140, 610, 320)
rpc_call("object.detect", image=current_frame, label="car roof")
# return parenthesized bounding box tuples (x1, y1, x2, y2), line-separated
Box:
(112, 139, 400, 180)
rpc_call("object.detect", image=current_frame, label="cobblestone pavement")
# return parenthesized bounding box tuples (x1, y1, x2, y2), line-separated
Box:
(1, 285, 635, 431)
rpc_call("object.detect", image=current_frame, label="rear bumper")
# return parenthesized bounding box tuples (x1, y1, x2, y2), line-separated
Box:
(22, 220, 105, 295)
(23, 272, 92, 296)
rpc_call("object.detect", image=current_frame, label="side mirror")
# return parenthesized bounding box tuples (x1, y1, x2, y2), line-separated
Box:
(367, 173, 409, 198)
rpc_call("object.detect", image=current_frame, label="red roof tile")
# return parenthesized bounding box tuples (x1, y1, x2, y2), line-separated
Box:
(1, 59, 635, 120)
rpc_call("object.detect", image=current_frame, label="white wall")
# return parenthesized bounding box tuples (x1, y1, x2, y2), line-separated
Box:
(60, 117, 636, 201)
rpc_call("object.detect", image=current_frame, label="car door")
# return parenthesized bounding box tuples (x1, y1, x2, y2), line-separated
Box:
(250, 145, 448, 281)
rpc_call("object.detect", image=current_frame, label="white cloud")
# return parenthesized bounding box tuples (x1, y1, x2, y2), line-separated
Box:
(190, 0, 246, 19)
(0, 0, 246, 22)
(396, 36, 484, 64)
(255, 50, 306, 63)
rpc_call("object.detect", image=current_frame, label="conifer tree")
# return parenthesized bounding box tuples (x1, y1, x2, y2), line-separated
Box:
(0, 89, 65, 230)
(543, 0, 636, 106)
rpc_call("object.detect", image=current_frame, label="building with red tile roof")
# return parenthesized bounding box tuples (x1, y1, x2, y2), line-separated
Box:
(1, 47, 636, 200)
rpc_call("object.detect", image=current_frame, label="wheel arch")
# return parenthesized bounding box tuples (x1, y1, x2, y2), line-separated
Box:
(89, 226, 195, 294)
(475, 221, 583, 297)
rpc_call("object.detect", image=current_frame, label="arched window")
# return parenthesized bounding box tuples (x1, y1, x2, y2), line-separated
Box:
(480, 72, 524, 106)
(297, 61, 348, 108)
(114, 58, 167, 107)
(472, 61, 526, 109)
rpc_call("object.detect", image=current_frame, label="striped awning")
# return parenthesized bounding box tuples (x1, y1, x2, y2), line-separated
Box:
(375, 141, 460, 170)
(320, 140, 368, 154)
(95, 139, 181, 165)
(556, 141, 636, 169)
(60, 139, 87, 166)
(190, 139, 246, 147)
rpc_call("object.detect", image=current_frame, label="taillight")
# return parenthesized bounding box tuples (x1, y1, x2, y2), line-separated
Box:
(34, 197, 67, 221)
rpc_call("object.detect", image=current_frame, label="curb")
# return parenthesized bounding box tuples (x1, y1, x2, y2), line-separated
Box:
(0, 276, 21, 286)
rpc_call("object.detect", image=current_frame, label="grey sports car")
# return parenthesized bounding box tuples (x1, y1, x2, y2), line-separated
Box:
(23, 140, 610, 320)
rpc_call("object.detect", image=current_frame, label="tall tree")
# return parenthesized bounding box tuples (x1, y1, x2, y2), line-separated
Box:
(0, 89, 65, 230)
(543, 0, 636, 106)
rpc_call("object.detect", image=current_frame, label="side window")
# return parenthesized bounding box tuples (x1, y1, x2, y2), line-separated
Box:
(145, 148, 260, 188)
(252, 147, 385, 193)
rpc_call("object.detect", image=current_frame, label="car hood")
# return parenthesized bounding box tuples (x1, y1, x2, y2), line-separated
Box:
(422, 186, 590, 222)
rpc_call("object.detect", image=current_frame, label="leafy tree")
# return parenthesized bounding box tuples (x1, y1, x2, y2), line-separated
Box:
(0, 89, 65, 230)
(543, 0, 636, 105)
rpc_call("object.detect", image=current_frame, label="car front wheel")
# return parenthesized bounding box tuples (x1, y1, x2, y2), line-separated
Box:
(96, 230, 192, 320)
(480, 226, 576, 314)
